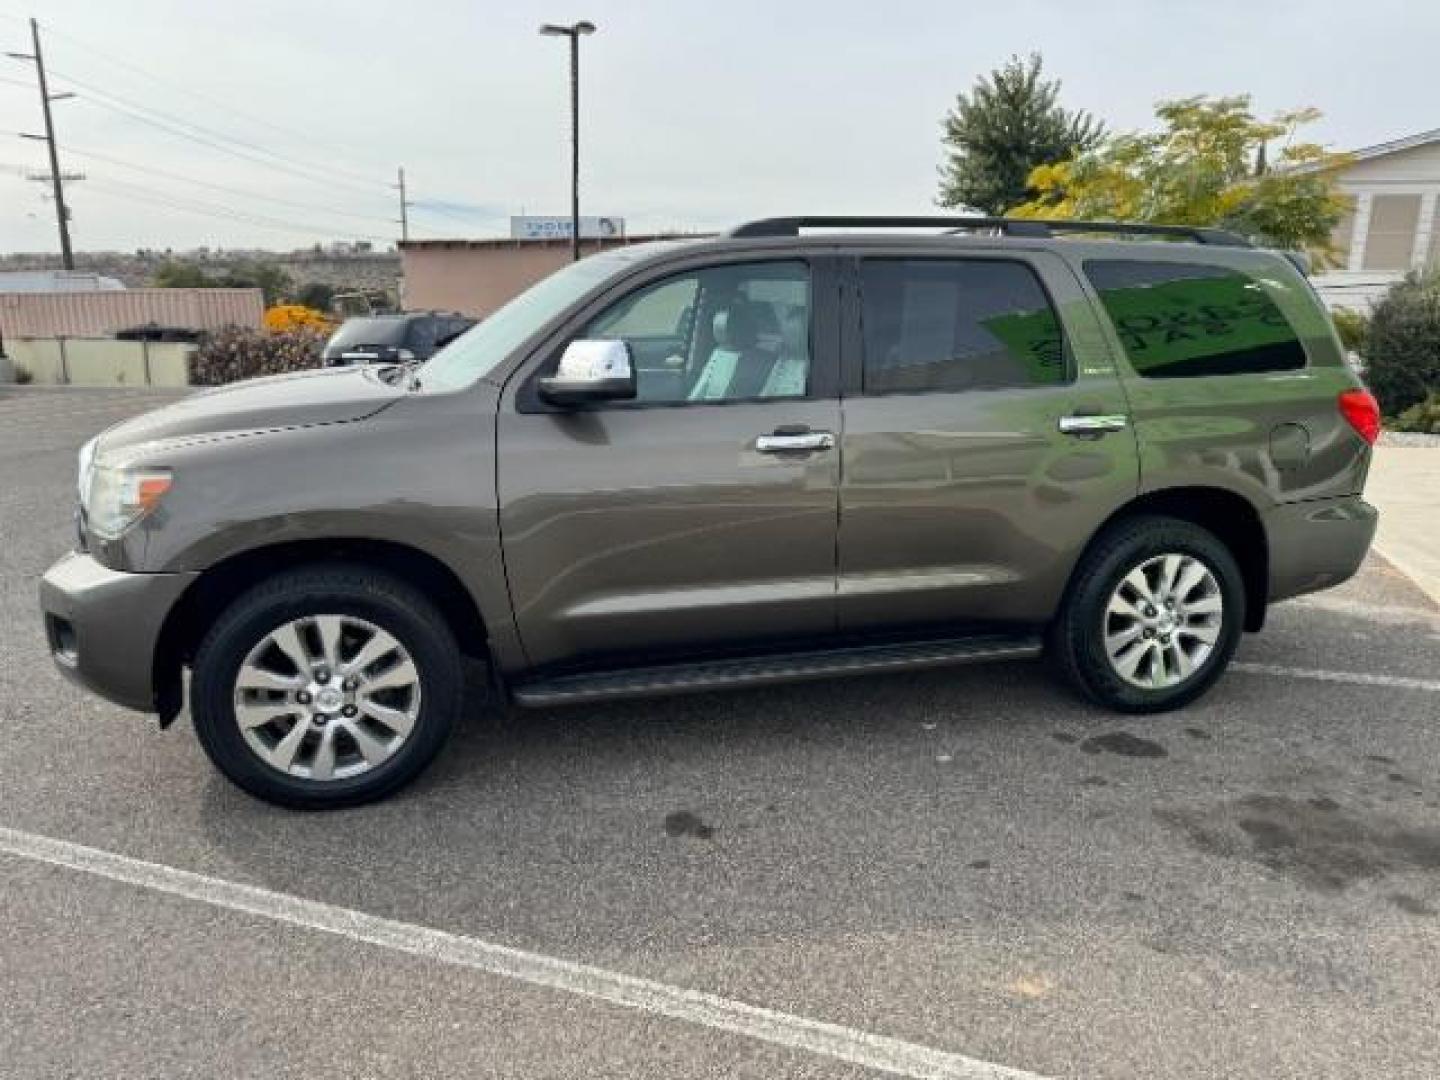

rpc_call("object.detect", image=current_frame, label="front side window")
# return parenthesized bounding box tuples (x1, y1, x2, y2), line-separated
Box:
(583, 260, 811, 405)
(859, 259, 1067, 394)
(419, 248, 655, 392)
(1084, 259, 1308, 379)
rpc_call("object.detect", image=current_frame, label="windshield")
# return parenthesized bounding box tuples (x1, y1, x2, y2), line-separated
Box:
(416, 245, 684, 392)
(326, 317, 406, 350)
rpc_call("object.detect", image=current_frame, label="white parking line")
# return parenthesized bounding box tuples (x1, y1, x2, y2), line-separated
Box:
(1232, 662, 1440, 693)
(0, 825, 1047, 1080)
(1284, 594, 1440, 625)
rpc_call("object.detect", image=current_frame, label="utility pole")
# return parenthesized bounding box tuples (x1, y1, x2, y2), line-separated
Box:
(394, 166, 410, 242)
(8, 19, 75, 268)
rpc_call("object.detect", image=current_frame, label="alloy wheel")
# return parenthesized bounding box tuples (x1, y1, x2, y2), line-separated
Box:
(1102, 553, 1224, 690)
(232, 615, 421, 781)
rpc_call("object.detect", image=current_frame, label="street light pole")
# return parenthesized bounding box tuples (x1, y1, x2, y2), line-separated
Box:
(539, 20, 596, 262)
(9, 18, 75, 268)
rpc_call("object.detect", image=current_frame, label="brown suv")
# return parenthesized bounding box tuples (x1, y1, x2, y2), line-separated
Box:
(39, 216, 1381, 808)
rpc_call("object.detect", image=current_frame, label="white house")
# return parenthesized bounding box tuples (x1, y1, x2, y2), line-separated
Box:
(1312, 128, 1440, 311)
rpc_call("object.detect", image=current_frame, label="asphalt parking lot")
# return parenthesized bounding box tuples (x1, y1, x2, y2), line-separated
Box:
(2, 386, 1438, 1079)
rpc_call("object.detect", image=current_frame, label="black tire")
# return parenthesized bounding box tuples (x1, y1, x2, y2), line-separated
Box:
(191, 564, 463, 809)
(1050, 515, 1246, 713)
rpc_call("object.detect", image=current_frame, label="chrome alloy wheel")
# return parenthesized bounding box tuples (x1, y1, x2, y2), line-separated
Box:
(1103, 554, 1224, 690)
(232, 615, 421, 781)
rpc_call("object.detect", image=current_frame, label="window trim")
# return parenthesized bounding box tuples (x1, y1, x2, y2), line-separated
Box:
(849, 254, 1076, 399)
(515, 255, 839, 413)
(1081, 257, 1311, 381)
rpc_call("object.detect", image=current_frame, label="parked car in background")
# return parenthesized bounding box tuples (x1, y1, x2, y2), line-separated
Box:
(41, 215, 1379, 809)
(322, 312, 476, 366)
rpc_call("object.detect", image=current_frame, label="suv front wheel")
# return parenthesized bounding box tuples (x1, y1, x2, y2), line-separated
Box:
(1051, 516, 1245, 713)
(191, 564, 464, 809)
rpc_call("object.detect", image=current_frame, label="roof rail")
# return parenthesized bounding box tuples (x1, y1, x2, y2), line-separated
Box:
(726, 215, 1251, 247)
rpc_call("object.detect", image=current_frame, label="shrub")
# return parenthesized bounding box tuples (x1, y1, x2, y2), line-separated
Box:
(1392, 392, 1440, 434)
(14, 366, 33, 385)
(190, 326, 327, 386)
(263, 304, 335, 333)
(1363, 271, 1440, 416)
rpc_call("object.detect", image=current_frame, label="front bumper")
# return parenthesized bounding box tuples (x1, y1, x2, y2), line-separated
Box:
(39, 552, 198, 713)
(1265, 495, 1378, 603)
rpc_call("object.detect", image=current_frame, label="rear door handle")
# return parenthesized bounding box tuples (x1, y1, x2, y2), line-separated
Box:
(755, 430, 835, 453)
(1058, 414, 1129, 435)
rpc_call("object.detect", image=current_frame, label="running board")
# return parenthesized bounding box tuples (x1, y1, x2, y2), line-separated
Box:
(511, 633, 1043, 707)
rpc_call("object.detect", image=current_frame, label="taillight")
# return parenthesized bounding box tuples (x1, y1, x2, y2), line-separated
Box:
(1338, 388, 1381, 445)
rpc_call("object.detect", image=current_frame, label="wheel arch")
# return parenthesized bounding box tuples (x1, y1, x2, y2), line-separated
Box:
(153, 538, 490, 725)
(1070, 486, 1270, 633)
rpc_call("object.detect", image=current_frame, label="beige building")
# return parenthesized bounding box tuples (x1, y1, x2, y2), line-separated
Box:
(1315, 128, 1440, 311)
(398, 235, 681, 318)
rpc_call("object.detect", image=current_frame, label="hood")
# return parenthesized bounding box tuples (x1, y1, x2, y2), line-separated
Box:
(97, 365, 404, 455)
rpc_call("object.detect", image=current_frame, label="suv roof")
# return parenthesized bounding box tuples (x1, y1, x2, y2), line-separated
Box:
(620, 216, 1307, 277)
(725, 215, 1252, 247)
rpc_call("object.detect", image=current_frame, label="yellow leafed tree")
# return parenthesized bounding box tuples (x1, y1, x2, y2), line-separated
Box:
(1010, 96, 1353, 265)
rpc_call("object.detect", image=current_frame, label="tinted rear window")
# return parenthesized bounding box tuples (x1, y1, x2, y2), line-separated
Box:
(1084, 260, 1307, 378)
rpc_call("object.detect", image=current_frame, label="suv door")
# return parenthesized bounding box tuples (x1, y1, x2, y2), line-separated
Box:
(496, 256, 842, 670)
(837, 250, 1139, 631)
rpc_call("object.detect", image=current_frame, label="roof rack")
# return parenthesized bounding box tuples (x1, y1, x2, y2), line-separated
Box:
(726, 215, 1251, 247)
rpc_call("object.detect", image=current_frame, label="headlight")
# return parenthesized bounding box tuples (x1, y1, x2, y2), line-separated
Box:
(84, 464, 173, 539)
(77, 436, 98, 501)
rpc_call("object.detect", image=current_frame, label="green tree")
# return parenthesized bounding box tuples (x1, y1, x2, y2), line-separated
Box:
(1012, 95, 1352, 261)
(938, 53, 1103, 215)
(150, 258, 294, 306)
(222, 261, 294, 306)
(297, 282, 336, 313)
(151, 259, 213, 289)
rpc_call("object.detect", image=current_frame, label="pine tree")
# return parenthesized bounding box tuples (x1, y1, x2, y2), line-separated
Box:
(937, 54, 1103, 215)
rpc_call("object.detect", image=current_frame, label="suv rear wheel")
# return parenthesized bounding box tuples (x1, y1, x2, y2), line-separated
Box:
(1051, 516, 1245, 713)
(191, 564, 463, 809)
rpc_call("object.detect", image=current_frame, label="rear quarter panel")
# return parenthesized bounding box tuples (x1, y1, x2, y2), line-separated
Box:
(1064, 245, 1370, 508)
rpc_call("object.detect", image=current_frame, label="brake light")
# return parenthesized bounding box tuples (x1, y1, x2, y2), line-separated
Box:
(1338, 388, 1381, 445)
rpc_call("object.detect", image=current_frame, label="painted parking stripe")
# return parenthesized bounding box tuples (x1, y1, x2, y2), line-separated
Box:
(0, 825, 1047, 1080)
(1232, 662, 1440, 693)
(1284, 594, 1440, 625)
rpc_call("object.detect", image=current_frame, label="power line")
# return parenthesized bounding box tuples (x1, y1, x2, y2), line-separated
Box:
(6, 12, 493, 242)
(44, 66, 391, 198)
(62, 144, 398, 227)
(35, 19, 392, 187)
(83, 175, 394, 243)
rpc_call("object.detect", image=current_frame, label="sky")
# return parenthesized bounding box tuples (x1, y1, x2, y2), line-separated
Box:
(1, 0, 1436, 255)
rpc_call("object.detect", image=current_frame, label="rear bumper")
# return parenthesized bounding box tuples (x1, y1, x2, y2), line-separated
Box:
(38, 552, 197, 713)
(1264, 495, 1378, 603)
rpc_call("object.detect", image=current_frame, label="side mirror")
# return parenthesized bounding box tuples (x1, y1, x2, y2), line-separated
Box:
(538, 339, 637, 406)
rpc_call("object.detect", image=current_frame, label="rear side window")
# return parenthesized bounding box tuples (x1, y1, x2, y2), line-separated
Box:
(1084, 260, 1308, 378)
(859, 259, 1066, 394)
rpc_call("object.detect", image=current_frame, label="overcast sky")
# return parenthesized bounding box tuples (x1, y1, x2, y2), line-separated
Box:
(1, 0, 1435, 255)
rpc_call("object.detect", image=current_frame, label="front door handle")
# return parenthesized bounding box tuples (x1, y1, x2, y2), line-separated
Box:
(1058, 414, 1129, 436)
(755, 430, 835, 453)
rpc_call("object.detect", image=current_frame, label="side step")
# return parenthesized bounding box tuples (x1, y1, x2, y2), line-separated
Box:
(512, 633, 1043, 707)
